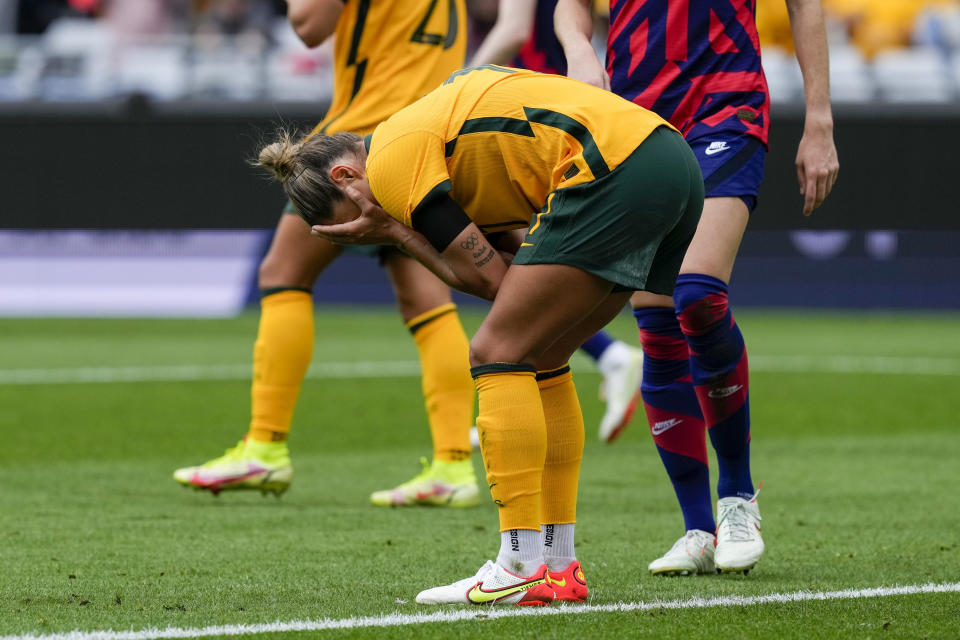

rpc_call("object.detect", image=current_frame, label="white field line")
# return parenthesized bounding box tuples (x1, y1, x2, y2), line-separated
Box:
(0, 354, 958, 386)
(0, 361, 421, 385)
(2, 582, 958, 640)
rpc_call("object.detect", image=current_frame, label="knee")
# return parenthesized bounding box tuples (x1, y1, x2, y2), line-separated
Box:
(258, 252, 312, 290)
(673, 276, 729, 336)
(392, 282, 450, 324)
(257, 254, 279, 289)
(469, 333, 531, 369)
(468, 337, 494, 369)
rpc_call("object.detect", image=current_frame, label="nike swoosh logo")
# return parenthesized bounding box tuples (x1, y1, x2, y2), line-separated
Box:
(467, 576, 545, 604)
(417, 484, 451, 500)
(192, 467, 266, 486)
(651, 418, 683, 435)
(708, 384, 743, 399)
(546, 575, 566, 587)
(704, 142, 730, 156)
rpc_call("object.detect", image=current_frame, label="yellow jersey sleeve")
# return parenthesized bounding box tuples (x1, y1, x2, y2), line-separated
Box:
(366, 131, 451, 228)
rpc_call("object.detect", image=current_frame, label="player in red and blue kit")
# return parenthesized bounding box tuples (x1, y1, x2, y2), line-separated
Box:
(468, 0, 566, 74)
(557, 0, 839, 575)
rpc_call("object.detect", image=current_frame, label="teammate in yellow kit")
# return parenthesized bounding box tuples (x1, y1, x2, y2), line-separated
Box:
(174, 0, 481, 508)
(256, 66, 704, 604)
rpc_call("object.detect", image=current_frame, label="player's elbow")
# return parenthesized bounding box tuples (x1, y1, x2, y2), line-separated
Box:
(461, 274, 500, 301)
(287, 3, 333, 47)
(291, 18, 325, 48)
(501, 20, 534, 50)
(477, 280, 500, 301)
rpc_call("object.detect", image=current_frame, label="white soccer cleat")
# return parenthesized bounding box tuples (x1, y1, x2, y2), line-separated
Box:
(648, 529, 716, 576)
(715, 494, 764, 574)
(415, 560, 555, 606)
(597, 342, 645, 442)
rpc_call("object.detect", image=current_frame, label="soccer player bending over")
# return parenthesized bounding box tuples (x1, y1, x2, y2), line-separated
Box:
(257, 66, 704, 605)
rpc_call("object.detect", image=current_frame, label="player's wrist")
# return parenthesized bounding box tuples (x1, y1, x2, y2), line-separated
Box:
(562, 36, 598, 62)
(394, 224, 416, 248)
(803, 108, 833, 134)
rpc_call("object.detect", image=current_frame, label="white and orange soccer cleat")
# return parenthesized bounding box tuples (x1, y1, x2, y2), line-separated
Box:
(648, 529, 717, 576)
(715, 492, 764, 574)
(596, 342, 644, 443)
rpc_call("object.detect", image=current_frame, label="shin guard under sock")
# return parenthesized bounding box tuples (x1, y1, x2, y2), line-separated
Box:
(634, 307, 714, 532)
(472, 364, 546, 532)
(674, 274, 754, 500)
(537, 365, 583, 527)
(249, 289, 313, 443)
(407, 303, 474, 462)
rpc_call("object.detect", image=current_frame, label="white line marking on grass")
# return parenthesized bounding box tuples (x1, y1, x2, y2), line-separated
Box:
(750, 354, 960, 376)
(3, 582, 959, 640)
(0, 354, 958, 386)
(0, 361, 422, 385)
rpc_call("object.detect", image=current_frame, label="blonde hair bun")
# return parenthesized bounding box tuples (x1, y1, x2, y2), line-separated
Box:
(258, 132, 302, 181)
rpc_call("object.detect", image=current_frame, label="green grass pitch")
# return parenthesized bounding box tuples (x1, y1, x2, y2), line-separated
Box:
(1, 308, 958, 639)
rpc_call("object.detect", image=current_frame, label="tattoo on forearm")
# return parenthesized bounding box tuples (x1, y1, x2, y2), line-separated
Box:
(460, 233, 479, 250)
(475, 247, 495, 268)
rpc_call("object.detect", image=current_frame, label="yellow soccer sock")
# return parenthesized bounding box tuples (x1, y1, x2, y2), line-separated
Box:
(407, 303, 474, 462)
(537, 365, 584, 526)
(248, 289, 314, 443)
(473, 365, 547, 532)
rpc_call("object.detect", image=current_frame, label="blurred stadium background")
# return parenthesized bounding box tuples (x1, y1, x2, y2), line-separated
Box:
(1, 0, 959, 315)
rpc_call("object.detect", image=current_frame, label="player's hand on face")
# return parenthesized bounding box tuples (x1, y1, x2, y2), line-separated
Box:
(796, 124, 839, 216)
(310, 186, 402, 245)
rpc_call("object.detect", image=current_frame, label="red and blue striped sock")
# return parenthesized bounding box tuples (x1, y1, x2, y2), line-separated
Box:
(634, 307, 714, 533)
(674, 273, 754, 500)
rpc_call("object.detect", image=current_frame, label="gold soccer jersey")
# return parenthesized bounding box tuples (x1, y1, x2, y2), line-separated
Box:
(365, 66, 676, 233)
(311, 0, 467, 137)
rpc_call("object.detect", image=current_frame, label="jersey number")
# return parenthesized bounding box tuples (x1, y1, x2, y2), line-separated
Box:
(411, 0, 458, 50)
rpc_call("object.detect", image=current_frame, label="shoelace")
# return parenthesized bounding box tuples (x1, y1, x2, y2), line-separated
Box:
(717, 503, 762, 542)
(676, 531, 713, 554)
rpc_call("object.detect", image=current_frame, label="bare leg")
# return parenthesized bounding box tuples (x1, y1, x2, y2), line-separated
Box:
(382, 249, 453, 323)
(259, 213, 344, 290)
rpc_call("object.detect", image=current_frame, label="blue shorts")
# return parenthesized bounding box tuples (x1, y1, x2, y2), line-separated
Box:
(685, 133, 767, 212)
